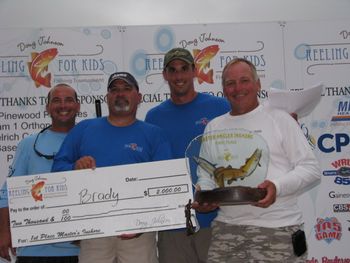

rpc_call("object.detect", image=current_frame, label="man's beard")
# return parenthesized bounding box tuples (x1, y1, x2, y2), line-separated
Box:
(114, 98, 130, 112)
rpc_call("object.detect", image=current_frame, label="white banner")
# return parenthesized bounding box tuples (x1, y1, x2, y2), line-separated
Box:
(1, 20, 349, 261)
(0, 26, 123, 182)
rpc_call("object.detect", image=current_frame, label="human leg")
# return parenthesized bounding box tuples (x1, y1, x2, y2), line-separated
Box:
(116, 232, 158, 263)
(79, 236, 117, 263)
(193, 227, 212, 263)
(208, 221, 307, 263)
(158, 227, 212, 263)
(158, 230, 196, 263)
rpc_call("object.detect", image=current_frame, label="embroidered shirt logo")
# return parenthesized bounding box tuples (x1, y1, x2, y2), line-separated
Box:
(125, 143, 143, 152)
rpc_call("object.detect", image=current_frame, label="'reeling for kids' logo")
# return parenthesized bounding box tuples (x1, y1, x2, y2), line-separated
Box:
(193, 45, 220, 85)
(7, 176, 69, 202)
(31, 181, 46, 202)
(27, 48, 58, 88)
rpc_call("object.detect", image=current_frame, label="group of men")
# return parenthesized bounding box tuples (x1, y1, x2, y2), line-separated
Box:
(0, 48, 320, 263)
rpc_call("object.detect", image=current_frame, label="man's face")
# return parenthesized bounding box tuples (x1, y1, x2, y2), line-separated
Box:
(163, 59, 196, 98)
(46, 85, 80, 126)
(107, 79, 141, 116)
(223, 61, 260, 115)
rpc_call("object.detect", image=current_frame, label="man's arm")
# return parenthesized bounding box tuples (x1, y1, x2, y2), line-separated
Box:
(0, 137, 32, 260)
(0, 207, 15, 261)
(270, 111, 321, 197)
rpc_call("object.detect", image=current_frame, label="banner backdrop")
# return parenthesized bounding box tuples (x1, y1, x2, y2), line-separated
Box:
(122, 22, 284, 119)
(284, 20, 350, 261)
(0, 20, 349, 262)
(0, 26, 123, 175)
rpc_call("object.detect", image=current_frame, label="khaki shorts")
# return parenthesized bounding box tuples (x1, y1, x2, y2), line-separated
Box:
(157, 228, 212, 263)
(79, 232, 158, 263)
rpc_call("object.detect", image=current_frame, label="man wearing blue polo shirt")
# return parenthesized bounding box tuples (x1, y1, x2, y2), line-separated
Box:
(145, 48, 230, 263)
(0, 84, 80, 263)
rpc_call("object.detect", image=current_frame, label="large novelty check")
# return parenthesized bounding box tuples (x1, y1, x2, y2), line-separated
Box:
(7, 158, 194, 247)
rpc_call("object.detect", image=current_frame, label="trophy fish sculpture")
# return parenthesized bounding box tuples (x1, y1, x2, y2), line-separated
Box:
(192, 148, 262, 188)
(186, 129, 269, 206)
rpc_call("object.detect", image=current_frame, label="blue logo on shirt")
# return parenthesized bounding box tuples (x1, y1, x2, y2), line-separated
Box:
(195, 117, 209, 126)
(125, 143, 143, 152)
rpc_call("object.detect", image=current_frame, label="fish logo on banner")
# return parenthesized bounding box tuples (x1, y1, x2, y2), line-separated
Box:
(27, 48, 58, 88)
(193, 45, 219, 84)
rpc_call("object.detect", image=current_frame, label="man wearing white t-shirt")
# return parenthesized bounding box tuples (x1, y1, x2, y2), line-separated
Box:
(194, 58, 321, 262)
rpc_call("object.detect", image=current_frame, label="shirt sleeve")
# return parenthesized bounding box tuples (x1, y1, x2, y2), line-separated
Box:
(0, 138, 31, 208)
(149, 126, 173, 161)
(269, 112, 321, 197)
(51, 126, 81, 172)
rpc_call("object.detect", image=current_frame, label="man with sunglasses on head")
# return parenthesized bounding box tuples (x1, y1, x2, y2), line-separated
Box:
(0, 83, 80, 263)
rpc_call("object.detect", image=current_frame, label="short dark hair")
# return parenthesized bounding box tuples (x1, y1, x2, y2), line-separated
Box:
(47, 83, 78, 103)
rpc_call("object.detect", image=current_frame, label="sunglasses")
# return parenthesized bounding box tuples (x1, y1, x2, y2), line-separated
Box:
(33, 125, 55, 160)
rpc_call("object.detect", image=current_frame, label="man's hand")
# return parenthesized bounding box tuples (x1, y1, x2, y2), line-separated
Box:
(255, 180, 276, 208)
(191, 185, 219, 212)
(191, 200, 219, 213)
(74, 156, 96, 170)
(0, 208, 16, 261)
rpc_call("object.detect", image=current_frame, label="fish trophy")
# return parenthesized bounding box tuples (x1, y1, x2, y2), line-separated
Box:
(185, 128, 269, 205)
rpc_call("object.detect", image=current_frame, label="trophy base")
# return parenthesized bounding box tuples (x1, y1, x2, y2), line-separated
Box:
(195, 186, 267, 205)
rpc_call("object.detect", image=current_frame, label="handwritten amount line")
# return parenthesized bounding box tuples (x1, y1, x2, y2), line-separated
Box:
(12, 207, 177, 228)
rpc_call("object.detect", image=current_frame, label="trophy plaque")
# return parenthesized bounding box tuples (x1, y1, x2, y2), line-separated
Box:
(185, 128, 270, 205)
(194, 186, 267, 205)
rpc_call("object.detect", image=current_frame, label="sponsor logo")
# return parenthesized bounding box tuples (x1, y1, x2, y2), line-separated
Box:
(307, 256, 350, 263)
(30, 181, 46, 202)
(331, 100, 350, 125)
(301, 123, 316, 149)
(27, 48, 58, 88)
(333, 203, 350, 213)
(7, 176, 68, 202)
(323, 159, 350, 185)
(318, 133, 349, 153)
(329, 190, 350, 198)
(193, 45, 219, 84)
(314, 217, 342, 244)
